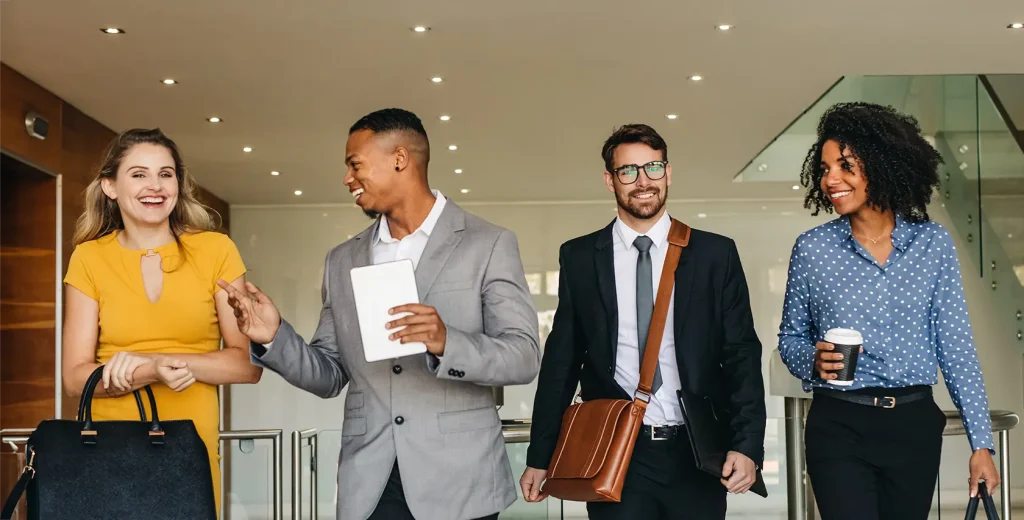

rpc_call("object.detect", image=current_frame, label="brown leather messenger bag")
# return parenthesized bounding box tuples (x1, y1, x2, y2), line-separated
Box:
(541, 219, 691, 502)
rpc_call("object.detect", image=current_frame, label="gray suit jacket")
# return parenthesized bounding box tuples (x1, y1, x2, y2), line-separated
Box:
(253, 202, 541, 520)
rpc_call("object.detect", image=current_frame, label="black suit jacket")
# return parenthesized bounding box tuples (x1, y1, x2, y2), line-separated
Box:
(526, 219, 767, 470)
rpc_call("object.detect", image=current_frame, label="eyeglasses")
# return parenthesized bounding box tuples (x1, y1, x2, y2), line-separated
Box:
(612, 161, 667, 185)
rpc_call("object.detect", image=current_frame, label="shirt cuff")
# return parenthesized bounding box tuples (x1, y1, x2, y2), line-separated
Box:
(426, 353, 442, 373)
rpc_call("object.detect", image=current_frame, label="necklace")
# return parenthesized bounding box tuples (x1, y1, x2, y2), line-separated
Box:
(854, 228, 892, 244)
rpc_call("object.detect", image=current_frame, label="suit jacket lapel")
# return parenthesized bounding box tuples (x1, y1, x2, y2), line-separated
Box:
(351, 222, 375, 268)
(414, 202, 465, 296)
(593, 221, 618, 367)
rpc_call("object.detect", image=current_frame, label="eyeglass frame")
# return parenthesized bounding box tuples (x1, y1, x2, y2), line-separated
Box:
(609, 160, 669, 185)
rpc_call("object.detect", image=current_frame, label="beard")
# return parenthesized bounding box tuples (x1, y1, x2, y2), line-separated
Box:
(615, 186, 666, 220)
(363, 209, 379, 220)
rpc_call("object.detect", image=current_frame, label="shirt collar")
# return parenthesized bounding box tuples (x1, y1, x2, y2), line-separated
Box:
(838, 213, 912, 252)
(614, 211, 671, 250)
(373, 190, 447, 245)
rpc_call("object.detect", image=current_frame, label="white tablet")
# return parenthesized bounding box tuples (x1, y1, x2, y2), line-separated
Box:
(349, 259, 427, 362)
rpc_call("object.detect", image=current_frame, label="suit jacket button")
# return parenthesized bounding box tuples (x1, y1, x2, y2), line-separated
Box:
(394, 416, 405, 425)
(393, 365, 402, 374)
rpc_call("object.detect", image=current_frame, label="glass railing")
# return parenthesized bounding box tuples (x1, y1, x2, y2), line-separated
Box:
(983, 74, 1024, 142)
(221, 430, 284, 520)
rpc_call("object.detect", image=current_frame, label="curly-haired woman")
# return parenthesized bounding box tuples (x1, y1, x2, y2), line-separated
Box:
(777, 102, 999, 519)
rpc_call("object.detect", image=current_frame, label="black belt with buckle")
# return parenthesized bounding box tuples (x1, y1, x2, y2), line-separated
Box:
(813, 387, 931, 409)
(639, 424, 682, 441)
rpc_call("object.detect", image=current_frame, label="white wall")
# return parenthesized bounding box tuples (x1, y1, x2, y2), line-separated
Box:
(224, 195, 1021, 517)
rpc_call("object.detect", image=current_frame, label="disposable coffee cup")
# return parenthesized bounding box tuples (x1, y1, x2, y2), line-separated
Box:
(823, 328, 863, 386)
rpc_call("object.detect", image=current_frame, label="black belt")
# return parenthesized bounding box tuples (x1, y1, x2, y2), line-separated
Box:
(813, 387, 930, 408)
(639, 424, 682, 441)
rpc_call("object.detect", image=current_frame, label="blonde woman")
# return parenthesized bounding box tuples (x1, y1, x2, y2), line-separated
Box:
(62, 128, 261, 513)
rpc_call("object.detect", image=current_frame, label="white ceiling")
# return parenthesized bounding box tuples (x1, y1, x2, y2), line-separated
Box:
(2, 0, 1022, 205)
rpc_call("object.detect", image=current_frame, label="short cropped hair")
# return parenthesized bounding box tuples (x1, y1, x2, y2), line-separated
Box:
(601, 124, 668, 172)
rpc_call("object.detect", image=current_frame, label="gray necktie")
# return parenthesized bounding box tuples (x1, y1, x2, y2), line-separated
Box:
(633, 236, 662, 394)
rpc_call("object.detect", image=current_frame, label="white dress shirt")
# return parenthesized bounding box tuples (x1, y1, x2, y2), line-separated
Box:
(612, 212, 683, 425)
(371, 190, 447, 267)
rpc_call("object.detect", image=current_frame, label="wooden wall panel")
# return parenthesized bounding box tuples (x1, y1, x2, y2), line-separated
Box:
(60, 102, 115, 278)
(0, 65, 62, 173)
(197, 185, 231, 233)
(0, 160, 58, 431)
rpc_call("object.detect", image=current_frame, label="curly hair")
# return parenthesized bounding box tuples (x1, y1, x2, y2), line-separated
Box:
(800, 102, 943, 223)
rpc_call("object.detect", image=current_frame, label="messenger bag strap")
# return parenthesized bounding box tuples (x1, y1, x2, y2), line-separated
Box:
(1, 447, 35, 520)
(634, 219, 691, 406)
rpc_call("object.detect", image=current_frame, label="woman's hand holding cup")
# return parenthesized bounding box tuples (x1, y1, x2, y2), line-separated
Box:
(815, 342, 844, 380)
(814, 341, 864, 381)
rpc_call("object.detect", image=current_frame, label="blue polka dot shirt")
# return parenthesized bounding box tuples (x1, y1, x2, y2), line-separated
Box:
(778, 214, 994, 451)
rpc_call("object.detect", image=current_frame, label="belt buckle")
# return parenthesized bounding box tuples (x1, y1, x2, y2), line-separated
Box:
(650, 426, 668, 441)
(875, 396, 896, 409)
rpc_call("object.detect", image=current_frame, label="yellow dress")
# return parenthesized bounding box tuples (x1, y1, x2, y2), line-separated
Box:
(64, 230, 246, 514)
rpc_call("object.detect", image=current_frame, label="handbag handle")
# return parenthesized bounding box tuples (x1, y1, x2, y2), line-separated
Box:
(76, 366, 165, 445)
(964, 480, 1000, 520)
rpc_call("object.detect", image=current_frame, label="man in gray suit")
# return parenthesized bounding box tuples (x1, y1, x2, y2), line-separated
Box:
(220, 108, 541, 520)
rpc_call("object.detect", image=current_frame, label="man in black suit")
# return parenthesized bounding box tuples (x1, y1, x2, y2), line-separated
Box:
(519, 124, 766, 519)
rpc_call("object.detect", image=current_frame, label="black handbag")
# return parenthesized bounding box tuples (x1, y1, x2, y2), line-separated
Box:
(1, 366, 216, 520)
(964, 480, 1000, 520)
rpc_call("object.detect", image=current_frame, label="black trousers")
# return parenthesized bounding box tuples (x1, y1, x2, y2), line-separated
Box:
(367, 461, 499, 520)
(586, 429, 727, 520)
(805, 386, 946, 520)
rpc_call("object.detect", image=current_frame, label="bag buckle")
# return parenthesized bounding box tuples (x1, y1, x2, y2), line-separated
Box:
(874, 396, 896, 409)
(23, 449, 36, 478)
(634, 391, 651, 404)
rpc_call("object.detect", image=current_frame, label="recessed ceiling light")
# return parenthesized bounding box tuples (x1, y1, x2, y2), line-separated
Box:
(792, 185, 801, 190)
(454, 169, 463, 174)
(412, 26, 430, 33)
(294, 190, 303, 196)
(101, 28, 125, 34)
(448, 145, 458, 151)
(243, 147, 253, 153)
(1009, 22, 1024, 29)
(689, 75, 703, 82)
(697, 213, 707, 218)
(460, 188, 470, 194)
(715, 24, 733, 31)
(207, 117, 222, 123)
(161, 78, 177, 85)
(439, 115, 451, 121)
(431, 77, 443, 83)
(666, 114, 678, 120)
(270, 171, 280, 176)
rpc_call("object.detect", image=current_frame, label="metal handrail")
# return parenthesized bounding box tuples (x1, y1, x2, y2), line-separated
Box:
(945, 410, 1018, 520)
(1, 428, 284, 520)
(292, 428, 318, 520)
(502, 419, 531, 444)
(220, 429, 284, 520)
